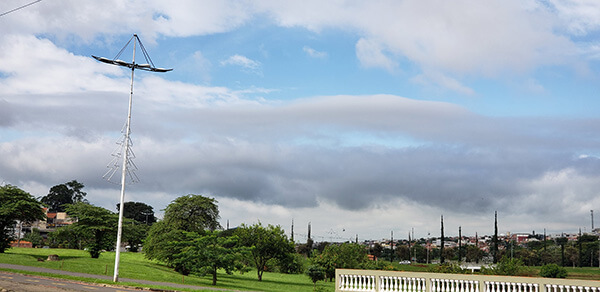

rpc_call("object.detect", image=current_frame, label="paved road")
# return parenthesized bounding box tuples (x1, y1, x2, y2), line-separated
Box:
(0, 271, 140, 292)
(0, 263, 233, 291)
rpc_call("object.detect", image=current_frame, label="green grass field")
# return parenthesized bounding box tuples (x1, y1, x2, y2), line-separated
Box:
(3, 248, 600, 291)
(0, 247, 334, 291)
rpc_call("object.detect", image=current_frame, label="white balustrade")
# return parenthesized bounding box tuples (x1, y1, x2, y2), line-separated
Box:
(337, 269, 600, 292)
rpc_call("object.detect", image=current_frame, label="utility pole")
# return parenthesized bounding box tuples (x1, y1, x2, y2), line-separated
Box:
(93, 34, 171, 282)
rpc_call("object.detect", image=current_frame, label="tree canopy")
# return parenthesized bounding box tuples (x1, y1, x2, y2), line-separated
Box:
(117, 201, 156, 225)
(0, 185, 46, 253)
(235, 222, 295, 281)
(144, 194, 222, 272)
(163, 195, 221, 232)
(40, 180, 87, 212)
(64, 202, 117, 258)
(171, 231, 247, 285)
(312, 242, 369, 281)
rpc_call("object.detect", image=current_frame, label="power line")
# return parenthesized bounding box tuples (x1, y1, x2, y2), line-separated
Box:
(0, 0, 43, 18)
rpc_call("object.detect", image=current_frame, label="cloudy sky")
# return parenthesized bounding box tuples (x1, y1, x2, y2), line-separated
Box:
(1, 0, 600, 242)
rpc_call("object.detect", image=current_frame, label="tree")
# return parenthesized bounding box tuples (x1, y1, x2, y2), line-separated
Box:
(312, 243, 369, 281)
(370, 242, 383, 259)
(306, 264, 325, 290)
(65, 202, 117, 258)
(22, 228, 44, 247)
(492, 211, 499, 264)
(144, 194, 222, 271)
(144, 221, 191, 273)
(458, 226, 462, 262)
(0, 185, 46, 253)
(235, 222, 295, 281)
(40, 180, 87, 212)
(117, 201, 156, 225)
(465, 245, 484, 263)
(395, 245, 410, 261)
(440, 215, 445, 264)
(171, 231, 247, 285)
(163, 194, 220, 232)
(555, 236, 568, 267)
(122, 222, 149, 252)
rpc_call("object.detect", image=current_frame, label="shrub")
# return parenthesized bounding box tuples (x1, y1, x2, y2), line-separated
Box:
(540, 264, 567, 278)
(429, 262, 466, 274)
(306, 264, 325, 290)
(486, 257, 533, 276)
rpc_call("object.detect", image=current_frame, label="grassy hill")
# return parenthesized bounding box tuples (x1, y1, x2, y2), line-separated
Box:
(0, 247, 333, 291)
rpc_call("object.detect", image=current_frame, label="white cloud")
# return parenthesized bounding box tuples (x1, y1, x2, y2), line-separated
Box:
(0, 34, 125, 95)
(220, 54, 262, 75)
(355, 38, 396, 72)
(303, 46, 327, 58)
(548, 0, 600, 35)
(257, 0, 580, 91)
(1, 0, 591, 93)
(2, 0, 600, 240)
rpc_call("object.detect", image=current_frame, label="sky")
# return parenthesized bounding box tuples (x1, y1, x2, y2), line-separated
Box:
(1, 0, 600, 242)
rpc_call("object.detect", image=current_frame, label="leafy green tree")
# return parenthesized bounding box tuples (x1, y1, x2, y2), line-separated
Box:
(442, 246, 456, 261)
(395, 245, 410, 261)
(236, 222, 295, 281)
(164, 195, 220, 232)
(47, 225, 88, 249)
(297, 238, 314, 257)
(144, 221, 190, 273)
(410, 244, 427, 263)
(565, 244, 578, 267)
(144, 194, 221, 272)
(306, 264, 325, 290)
(22, 228, 44, 247)
(122, 222, 149, 252)
(0, 185, 46, 252)
(171, 231, 247, 285)
(65, 202, 117, 258)
(312, 243, 369, 281)
(117, 201, 156, 225)
(370, 242, 383, 259)
(515, 248, 538, 266)
(578, 234, 599, 267)
(555, 237, 568, 266)
(41, 180, 87, 212)
(465, 245, 484, 263)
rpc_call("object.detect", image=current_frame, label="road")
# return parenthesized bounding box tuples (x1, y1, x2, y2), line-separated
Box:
(0, 271, 140, 292)
(0, 263, 233, 291)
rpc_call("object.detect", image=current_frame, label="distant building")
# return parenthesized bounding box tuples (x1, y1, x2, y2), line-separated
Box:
(21, 208, 74, 239)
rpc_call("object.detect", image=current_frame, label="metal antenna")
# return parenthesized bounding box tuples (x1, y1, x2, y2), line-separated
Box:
(92, 34, 171, 283)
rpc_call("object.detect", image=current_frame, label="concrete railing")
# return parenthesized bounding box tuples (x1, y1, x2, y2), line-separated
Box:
(336, 269, 600, 292)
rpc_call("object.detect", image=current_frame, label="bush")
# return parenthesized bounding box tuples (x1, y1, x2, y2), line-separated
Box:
(540, 264, 567, 278)
(484, 257, 533, 276)
(306, 264, 325, 290)
(429, 262, 467, 274)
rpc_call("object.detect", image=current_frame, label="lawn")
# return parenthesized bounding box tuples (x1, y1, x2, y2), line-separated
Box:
(0, 247, 334, 291)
